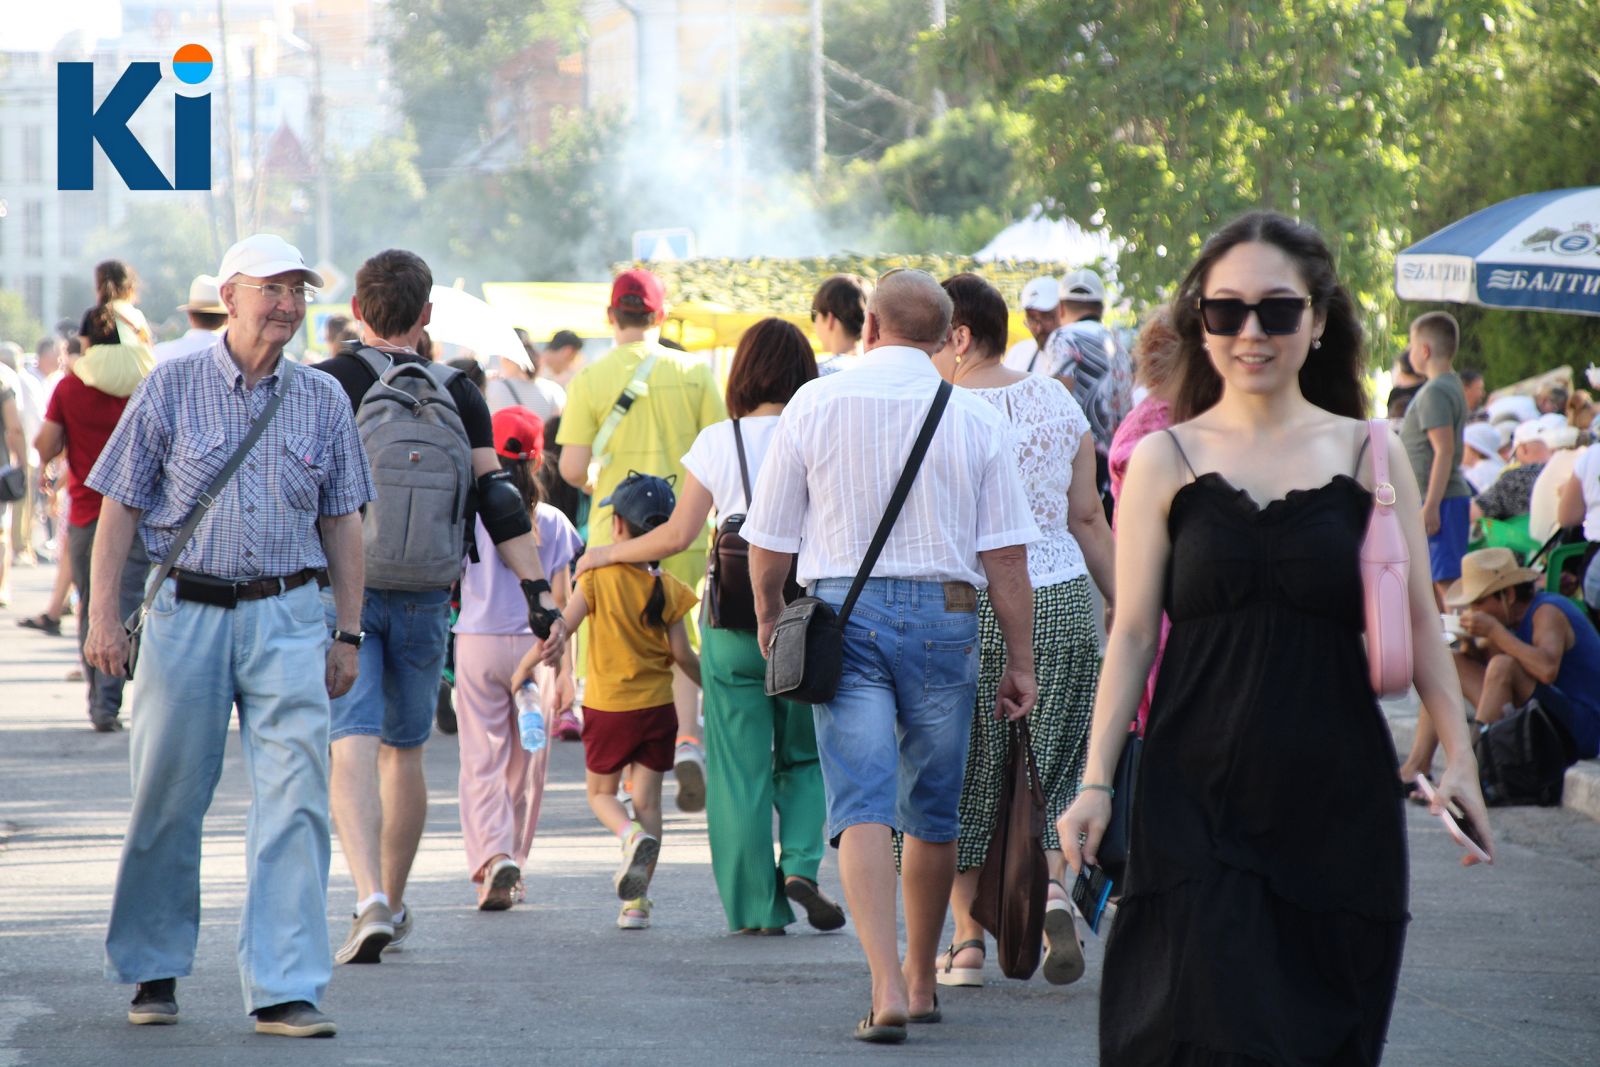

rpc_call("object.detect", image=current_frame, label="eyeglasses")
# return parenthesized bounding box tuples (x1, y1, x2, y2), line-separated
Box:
(1196, 295, 1311, 336)
(232, 282, 317, 304)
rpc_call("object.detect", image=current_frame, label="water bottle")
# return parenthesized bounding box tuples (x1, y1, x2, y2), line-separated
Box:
(516, 681, 546, 753)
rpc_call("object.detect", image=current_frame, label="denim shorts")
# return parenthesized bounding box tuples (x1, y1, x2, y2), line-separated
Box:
(325, 587, 453, 747)
(809, 577, 980, 845)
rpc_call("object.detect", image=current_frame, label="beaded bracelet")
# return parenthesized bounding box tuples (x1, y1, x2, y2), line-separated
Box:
(1080, 783, 1115, 798)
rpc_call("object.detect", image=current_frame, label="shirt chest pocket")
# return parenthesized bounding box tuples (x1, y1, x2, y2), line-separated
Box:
(163, 429, 228, 520)
(277, 433, 327, 513)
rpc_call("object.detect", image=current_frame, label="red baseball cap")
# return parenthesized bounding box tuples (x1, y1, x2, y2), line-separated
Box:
(611, 268, 665, 315)
(492, 406, 545, 462)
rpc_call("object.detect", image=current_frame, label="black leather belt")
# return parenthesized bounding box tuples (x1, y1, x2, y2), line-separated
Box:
(171, 567, 328, 608)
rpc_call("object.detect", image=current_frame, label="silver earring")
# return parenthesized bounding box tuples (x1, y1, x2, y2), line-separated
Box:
(1312, 338, 1322, 350)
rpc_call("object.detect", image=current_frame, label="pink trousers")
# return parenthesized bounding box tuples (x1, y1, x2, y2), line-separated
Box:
(453, 633, 557, 882)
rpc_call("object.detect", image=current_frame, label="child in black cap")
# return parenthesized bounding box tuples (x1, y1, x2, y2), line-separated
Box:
(516, 471, 700, 930)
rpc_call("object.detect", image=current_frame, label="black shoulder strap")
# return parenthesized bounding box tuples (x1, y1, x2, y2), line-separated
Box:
(732, 418, 753, 509)
(1164, 428, 1198, 481)
(836, 380, 953, 628)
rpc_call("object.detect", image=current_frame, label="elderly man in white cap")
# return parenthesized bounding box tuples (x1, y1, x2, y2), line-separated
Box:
(1471, 420, 1551, 523)
(152, 274, 228, 363)
(1460, 422, 1506, 495)
(82, 234, 375, 1038)
(1001, 275, 1060, 372)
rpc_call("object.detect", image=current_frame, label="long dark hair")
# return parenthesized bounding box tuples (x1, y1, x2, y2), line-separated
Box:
(725, 318, 817, 417)
(90, 259, 137, 339)
(1171, 211, 1366, 422)
(497, 454, 543, 513)
(617, 515, 668, 629)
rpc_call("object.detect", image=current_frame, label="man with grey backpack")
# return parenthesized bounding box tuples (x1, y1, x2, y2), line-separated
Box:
(311, 250, 565, 966)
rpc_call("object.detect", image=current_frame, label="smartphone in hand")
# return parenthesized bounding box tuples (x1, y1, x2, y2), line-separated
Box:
(1414, 774, 1491, 864)
(1071, 863, 1115, 935)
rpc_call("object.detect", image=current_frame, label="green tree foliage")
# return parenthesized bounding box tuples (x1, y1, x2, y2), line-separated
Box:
(0, 291, 43, 349)
(1410, 0, 1600, 387)
(935, 0, 1516, 349)
(384, 0, 583, 164)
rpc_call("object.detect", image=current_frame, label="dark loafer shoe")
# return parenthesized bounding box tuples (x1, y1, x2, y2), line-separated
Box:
(254, 1001, 337, 1038)
(128, 978, 178, 1025)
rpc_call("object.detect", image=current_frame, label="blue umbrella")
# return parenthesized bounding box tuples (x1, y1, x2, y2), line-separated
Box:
(1395, 188, 1600, 317)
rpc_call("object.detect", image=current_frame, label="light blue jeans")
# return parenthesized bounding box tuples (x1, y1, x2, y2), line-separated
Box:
(104, 577, 333, 1013)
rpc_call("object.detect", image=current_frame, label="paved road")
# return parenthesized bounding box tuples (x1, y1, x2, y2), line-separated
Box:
(2, 560, 1598, 1065)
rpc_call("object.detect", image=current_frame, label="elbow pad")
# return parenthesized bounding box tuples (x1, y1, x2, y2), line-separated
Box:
(476, 470, 533, 544)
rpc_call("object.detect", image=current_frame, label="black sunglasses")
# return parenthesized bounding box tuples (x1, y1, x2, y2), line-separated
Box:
(1196, 295, 1312, 336)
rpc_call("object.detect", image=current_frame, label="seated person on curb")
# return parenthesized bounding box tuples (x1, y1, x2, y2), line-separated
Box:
(1472, 421, 1550, 523)
(1406, 549, 1600, 782)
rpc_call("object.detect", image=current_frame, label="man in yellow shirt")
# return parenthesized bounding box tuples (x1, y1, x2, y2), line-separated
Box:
(557, 269, 727, 811)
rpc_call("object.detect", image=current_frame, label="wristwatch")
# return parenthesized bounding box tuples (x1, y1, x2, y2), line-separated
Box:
(331, 628, 364, 648)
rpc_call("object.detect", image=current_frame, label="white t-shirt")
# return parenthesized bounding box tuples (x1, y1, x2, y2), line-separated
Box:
(1530, 447, 1582, 542)
(486, 375, 565, 422)
(1002, 338, 1041, 373)
(1570, 444, 1600, 542)
(680, 415, 781, 518)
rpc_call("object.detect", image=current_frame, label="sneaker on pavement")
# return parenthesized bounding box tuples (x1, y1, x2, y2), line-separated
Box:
(613, 826, 659, 901)
(384, 906, 413, 952)
(334, 900, 393, 964)
(553, 709, 582, 741)
(128, 978, 178, 1025)
(253, 1000, 337, 1038)
(674, 739, 706, 813)
(617, 897, 653, 930)
(478, 856, 520, 911)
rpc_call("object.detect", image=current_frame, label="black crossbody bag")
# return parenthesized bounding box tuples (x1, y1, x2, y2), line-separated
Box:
(123, 360, 296, 679)
(708, 419, 801, 630)
(764, 380, 952, 704)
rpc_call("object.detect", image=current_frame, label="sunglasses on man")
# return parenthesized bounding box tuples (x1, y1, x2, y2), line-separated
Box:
(1196, 295, 1312, 336)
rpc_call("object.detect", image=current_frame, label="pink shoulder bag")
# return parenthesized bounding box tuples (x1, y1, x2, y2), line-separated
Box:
(1361, 418, 1414, 697)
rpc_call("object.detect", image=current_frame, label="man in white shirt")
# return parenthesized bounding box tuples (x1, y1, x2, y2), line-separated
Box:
(1001, 275, 1060, 373)
(152, 275, 227, 363)
(744, 269, 1040, 1043)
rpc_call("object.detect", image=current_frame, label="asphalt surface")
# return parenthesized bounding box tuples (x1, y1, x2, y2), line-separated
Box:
(2, 559, 1598, 1065)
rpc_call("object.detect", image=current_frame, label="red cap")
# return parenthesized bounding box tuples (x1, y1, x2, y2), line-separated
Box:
(492, 406, 545, 462)
(610, 268, 665, 315)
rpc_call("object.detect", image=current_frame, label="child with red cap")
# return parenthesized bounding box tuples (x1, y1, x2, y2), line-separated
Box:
(452, 405, 583, 910)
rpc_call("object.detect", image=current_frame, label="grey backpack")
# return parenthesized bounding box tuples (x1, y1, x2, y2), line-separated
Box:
(354, 348, 473, 591)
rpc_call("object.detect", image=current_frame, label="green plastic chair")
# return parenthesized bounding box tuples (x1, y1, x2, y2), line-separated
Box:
(1480, 514, 1541, 560)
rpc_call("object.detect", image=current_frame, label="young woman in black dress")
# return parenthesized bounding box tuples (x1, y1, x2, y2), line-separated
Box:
(1059, 212, 1495, 1066)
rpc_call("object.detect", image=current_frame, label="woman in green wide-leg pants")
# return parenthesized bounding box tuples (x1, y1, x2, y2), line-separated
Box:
(700, 621, 828, 931)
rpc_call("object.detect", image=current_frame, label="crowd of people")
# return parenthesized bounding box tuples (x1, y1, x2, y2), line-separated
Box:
(7, 208, 1600, 1061)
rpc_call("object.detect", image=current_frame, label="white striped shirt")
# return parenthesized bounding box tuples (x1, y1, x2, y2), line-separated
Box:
(743, 345, 1038, 588)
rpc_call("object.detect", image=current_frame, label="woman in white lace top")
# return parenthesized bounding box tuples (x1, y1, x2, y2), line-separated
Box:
(928, 273, 1115, 990)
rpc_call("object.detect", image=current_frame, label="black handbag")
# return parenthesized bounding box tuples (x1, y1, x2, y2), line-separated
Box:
(0, 463, 24, 503)
(764, 380, 953, 704)
(1097, 726, 1142, 885)
(707, 419, 799, 630)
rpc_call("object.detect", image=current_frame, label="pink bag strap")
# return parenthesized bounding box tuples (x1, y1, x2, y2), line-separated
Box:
(1367, 418, 1396, 510)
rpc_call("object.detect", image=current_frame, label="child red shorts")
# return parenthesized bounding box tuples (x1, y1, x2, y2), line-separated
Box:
(581, 704, 678, 775)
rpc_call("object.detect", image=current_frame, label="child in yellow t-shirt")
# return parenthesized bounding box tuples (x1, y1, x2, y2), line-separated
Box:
(517, 471, 699, 930)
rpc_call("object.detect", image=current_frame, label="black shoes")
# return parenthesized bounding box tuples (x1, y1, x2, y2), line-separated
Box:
(128, 978, 178, 1025)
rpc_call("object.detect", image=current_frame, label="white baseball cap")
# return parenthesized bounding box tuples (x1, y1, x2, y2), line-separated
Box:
(1537, 412, 1568, 433)
(218, 233, 324, 288)
(1060, 268, 1106, 303)
(1512, 420, 1545, 447)
(1462, 422, 1500, 458)
(1020, 276, 1060, 311)
(1540, 424, 1579, 450)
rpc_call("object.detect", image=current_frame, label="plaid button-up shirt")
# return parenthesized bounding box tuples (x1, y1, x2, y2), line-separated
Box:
(87, 339, 374, 580)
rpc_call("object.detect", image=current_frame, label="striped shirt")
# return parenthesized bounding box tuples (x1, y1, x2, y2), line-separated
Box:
(87, 339, 374, 580)
(742, 345, 1038, 588)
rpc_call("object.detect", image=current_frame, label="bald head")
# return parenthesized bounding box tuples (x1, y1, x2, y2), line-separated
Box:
(865, 270, 953, 353)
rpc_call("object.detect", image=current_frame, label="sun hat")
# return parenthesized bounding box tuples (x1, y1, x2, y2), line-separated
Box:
(1444, 547, 1542, 608)
(1541, 424, 1580, 450)
(492, 406, 544, 462)
(177, 274, 226, 314)
(1462, 422, 1500, 459)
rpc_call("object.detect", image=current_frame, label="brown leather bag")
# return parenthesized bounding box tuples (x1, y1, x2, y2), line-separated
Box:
(972, 719, 1048, 980)
(707, 419, 798, 630)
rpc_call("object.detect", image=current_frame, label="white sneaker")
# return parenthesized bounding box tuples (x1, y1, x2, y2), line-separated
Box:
(617, 897, 653, 930)
(673, 740, 706, 813)
(1041, 893, 1087, 986)
(613, 826, 659, 900)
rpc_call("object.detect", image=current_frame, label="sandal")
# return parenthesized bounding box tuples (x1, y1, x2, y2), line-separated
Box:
(908, 991, 941, 1025)
(936, 938, 986, 987)
(853, 1010, 908, 1044)
(784, 875, 847, 931)
(17, 613, 62, 636)
(1042, 879, 1086, 985)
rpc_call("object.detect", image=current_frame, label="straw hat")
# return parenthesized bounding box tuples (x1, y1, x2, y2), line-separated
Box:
(1444, 547, 1541, 608)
